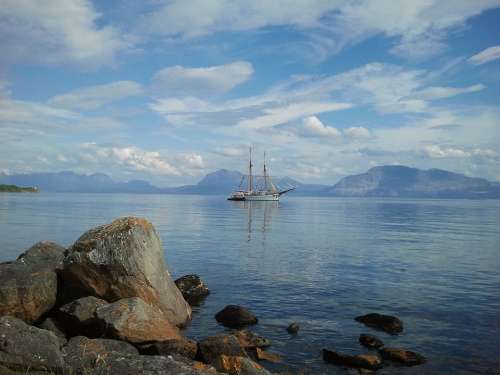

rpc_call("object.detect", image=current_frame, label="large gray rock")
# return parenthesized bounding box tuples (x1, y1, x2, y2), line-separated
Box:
(0, 316, 64, 373)
(62, 217, 191, 326)
(57, 296, 107, 337)
(0, 241, 64, 323)
(64, 336, 215, 375)
(95, 297, 182, 344)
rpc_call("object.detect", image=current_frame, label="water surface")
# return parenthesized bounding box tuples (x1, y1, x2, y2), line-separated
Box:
(1, 193, 499, 374)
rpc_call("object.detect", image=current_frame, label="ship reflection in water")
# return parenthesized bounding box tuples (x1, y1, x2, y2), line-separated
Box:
(230, 200, 279, 243)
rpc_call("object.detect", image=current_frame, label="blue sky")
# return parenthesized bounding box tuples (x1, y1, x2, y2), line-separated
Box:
(1, 0, 500, 186)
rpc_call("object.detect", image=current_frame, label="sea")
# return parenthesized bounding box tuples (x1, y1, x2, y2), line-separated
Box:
(1, 192, 499, 374)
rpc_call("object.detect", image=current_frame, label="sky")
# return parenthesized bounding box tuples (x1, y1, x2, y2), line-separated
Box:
(1, 0, 500, 186)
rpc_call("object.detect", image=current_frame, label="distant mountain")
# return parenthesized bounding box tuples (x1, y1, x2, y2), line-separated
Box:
(0, 171, 161, 193)
(1, 166, 498, 198)
(327, 166, 500, 198)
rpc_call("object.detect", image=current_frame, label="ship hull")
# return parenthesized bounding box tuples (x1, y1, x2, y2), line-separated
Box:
(244, 194, 279, 201)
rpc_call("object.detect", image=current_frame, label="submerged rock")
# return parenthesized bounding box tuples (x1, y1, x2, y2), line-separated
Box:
(379, 347, 426, 366)
(199, 334, 248, 365)
(232, 329, 272, 349)
(175, 274, 210, 305)
(57, 295, 107, 337)
(62, 217, 191, 326)
(95, 297, 181, 344)
(355, 313, 403, 334)
(359, 334, 384, 349)
(0, 241, 64, 323)
(215, 305, 258, 328)
(286, 322, 300, 334)
(0, 316, 64, 373)
(322, 349, 382, 370)
(138, 338, 198, 359)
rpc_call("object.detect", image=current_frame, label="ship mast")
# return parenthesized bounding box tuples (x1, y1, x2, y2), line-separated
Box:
(248, 147, 253, 192)
(263, 152, 267, 191)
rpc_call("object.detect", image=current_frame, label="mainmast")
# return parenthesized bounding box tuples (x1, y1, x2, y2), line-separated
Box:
(248, 147, 253, 192)
(263, 152, 267, 191)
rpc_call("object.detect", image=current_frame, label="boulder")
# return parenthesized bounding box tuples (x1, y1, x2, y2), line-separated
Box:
(0, 241, 64, 323)
(63, 335, 138, 370)
(199, 334, 247, 365)
(0, 316, 64, 373)
(96, 297, 181, 343)
(175, 274, 210, 305)
(213, 355, 273, 375)
(232, 330, 271, 349)
(37, 317, 67, 345)
(255, 347, 282, 363)
(57, 295, 107, 337)
(62, 217, 191, 326)
(215, 305, 258, 328)
(138, 338, 198, 359)
(355, 313, 403, 334)
(286, 322, 300, 334)
(64, 335, 218, 374)
(322, 349, 382, 370)
(379, 347, 426, 366)
(359, 334, 384, 349)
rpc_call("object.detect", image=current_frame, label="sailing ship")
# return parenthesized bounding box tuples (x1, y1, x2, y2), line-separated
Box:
(227, 148, 295, 201)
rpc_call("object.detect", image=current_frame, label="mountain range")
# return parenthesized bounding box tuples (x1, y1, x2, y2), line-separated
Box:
(1, 166, 499, 198)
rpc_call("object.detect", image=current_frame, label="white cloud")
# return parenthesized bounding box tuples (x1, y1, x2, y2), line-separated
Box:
(81, 144, 181, 176)
(140, 0, 336, 38)
(468, 45, 500, 65)
(414, 84, 485, 100)
(179, 153, 204, 169)
(0, 0, 128, 67)
(238, 102, 352, 129)
(49, 81, 144, 110)
(423, 145, 470, 158)
(472, 148, 498, 157)
(344, 126, 371, 139)
(214, 147, 245, 157)
(303, 116, 341, 138)
(152, 61, 253, 96)
(139, 1, 500, 61)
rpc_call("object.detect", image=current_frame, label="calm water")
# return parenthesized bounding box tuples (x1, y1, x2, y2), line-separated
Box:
(1, 193, 499, 374)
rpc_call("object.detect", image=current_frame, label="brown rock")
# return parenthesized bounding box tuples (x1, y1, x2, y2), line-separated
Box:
(215, 305, 258, 328)
(138, 338, 198, 359)
(379, 347, 426, 366)
(214, 355, 273, 375)
(199, 334, 247, 365)
(0, 241, 64, 323)
(359, 334, 384, 349)
(175, 274, 210, 305)
(232, 329, 272, 349)
(255, 347, 282, 363)
(355, 313, 403, 334)
(0, 316, 64, 373)
(95, 297, 181, 343)
(62, 217, 191, 326)
(322, 349, 382, 370)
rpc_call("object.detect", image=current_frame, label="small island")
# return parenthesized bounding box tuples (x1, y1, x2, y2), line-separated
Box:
(0, 184, 38, 192)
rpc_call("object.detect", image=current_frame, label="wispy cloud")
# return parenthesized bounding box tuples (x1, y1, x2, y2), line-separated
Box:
(468, 45, 500, 65)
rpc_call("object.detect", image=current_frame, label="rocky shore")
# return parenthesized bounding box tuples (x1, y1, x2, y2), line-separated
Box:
(0, 216, 426, 374)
